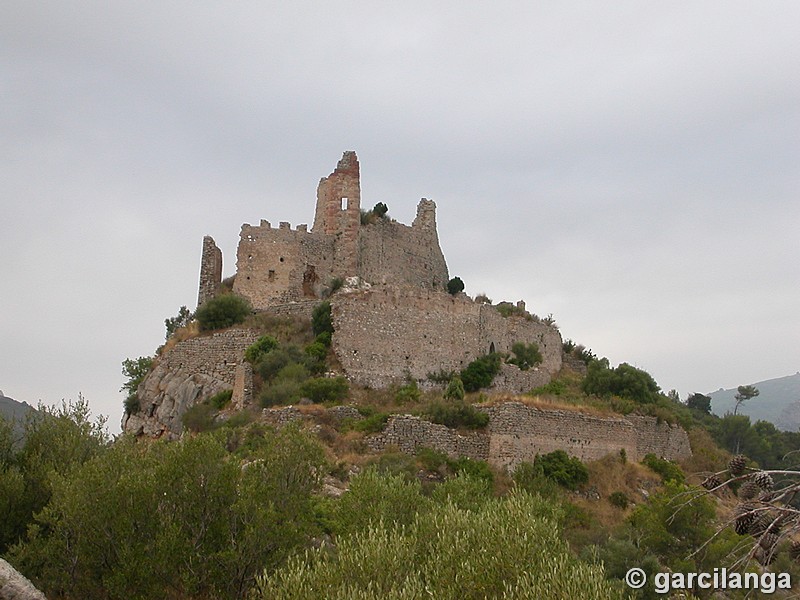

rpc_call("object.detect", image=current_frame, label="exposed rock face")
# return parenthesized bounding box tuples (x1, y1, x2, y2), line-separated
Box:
(0, 558, 47, 600)
(122, 328, 259, 438)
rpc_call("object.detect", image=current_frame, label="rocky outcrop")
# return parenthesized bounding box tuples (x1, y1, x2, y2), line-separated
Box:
(0, 558, 47, 600)
(122, 328, 259, 438)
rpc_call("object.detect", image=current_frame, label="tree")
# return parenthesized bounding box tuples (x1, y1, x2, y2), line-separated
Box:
(733, 385, 759, 415)
(446, 276, 464, 296)
(372, 202, 388, 218)
(121, 356, 153, 414)
(686, 392, 712, 414)
(311, 301, 333, 338)
(164, 305, 193, 339)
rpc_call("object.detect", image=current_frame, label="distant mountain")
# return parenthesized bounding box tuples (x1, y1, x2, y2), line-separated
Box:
(709, 372, 800, 431)
(0, 390, 37, 438)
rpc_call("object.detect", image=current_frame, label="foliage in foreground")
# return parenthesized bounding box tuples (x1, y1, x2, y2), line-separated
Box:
(9, 426, 325, 600)
(253, 487, 623, 600)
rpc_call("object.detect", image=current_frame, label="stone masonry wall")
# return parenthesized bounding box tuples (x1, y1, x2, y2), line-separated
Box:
(157, 328, 260, 386)
(368, 402, 691, 470)
(331, 286, 562, 392)
(358, 199, 449, 291)
(233, 221, 335, 309)
(197, 235, 222, 307)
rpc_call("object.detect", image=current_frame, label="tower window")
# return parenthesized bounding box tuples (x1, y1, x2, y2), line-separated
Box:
(341, 197, 348, 210)
(268, 270, 276, 282)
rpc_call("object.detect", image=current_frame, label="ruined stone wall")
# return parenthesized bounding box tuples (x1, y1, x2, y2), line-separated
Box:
(197, 236, 222, 307)
(358, 199, 449, 290)
(331, 286, 562, 392)
(232, 221, 335, 310)
(368, 415, 490, 460)
(626, 415, 693, 461)
(157, 328, 260, 386)
(366, 402, 691, 470)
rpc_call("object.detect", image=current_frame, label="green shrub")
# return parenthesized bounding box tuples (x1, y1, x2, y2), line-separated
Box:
(304, 341, 328, 363)
(508, 342, 542, 371)
(256, 346, 304, 381)
(534, 450, 589, 491)
(195, 294, 251, 331)
(121, 356, 153, 414)
(426, 400, 489, 429)
(531, 378, 567, 396)
(446, 276, 465, 295)
(182, 402, 217, 433)
(460, 353, 502, 392)
(164, 305, 193, 339)
(123, 394, 140, 415)
(395, 381, 421, 403)
(444, 375, 465, 400)
(641, 453, 685, 484)
(609, 491, 630, 509)
(450, 457, 494, 485)
(511, 461, 561, 501)
(208, 389, 233, 410)
(259, 381, 302, 407)
(245, 335, 279, 364)
(314, 331, 332, 347)
(311, 301, 333, 338)
(299, 377, 349, 404)
(415, 447, 451, 472)
(581, 358, 661, 404)
(352, 412, 390, 434)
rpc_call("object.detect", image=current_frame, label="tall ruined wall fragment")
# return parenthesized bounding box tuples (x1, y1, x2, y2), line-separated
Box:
(331, 287, 562, 392)
(313, 150, 361, 276)
(197, 236, 222, 307)
(358, 199, 449, 290)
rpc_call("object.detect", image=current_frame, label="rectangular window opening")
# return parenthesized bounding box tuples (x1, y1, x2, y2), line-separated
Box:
(341, 197, 348, 210)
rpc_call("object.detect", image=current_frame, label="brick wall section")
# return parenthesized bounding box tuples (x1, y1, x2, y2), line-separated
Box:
(331, 287, 562, 392)
(368, 402, 691, 470)
(158, 328, 260, 386)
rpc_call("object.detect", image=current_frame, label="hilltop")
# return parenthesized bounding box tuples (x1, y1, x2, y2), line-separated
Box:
(709, 372, 800, 431)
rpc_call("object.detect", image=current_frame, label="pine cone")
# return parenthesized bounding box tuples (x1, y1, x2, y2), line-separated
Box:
(753, 471, 774, 491)
(738, 480, 760, 500)
(749, 512, 773, 536)
(734, 502, 757, 535)
(729, 454, 748, 477)
(702, 475, 722, 490)
(760, 531, 779, 552)
(790, 539, 800, 560)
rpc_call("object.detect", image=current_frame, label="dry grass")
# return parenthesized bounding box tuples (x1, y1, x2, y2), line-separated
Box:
(480, 393, 620, 419)
(161, 321, 200, 353)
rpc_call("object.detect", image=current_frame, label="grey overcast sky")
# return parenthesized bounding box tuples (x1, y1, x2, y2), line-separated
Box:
(2, 2, 798, 432)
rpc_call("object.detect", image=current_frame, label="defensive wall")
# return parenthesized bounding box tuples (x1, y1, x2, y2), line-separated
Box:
(330, 287, 562, 391)
(368, 402, 691, 468)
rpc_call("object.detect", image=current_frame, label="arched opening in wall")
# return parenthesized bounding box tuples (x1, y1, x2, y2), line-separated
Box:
(268, 270, 276, 282)
(489, 342, 496, 354)
(341, 197, 349, 210)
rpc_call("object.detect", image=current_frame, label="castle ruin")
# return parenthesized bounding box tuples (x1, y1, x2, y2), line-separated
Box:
(198, 151, 449, 311)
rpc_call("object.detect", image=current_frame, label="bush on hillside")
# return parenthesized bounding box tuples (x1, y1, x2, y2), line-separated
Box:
(195, 294, 251, 331)
(460, 353, 502, 392)
(311, 301, 333, 338)
(426, 400, 489, 429)
(581, 358, 660, 404)
(534, 450, 589, 491)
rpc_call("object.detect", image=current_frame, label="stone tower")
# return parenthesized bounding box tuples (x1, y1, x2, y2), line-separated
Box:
(197, 235, 222, 307)
(312, 151, 361, 277)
